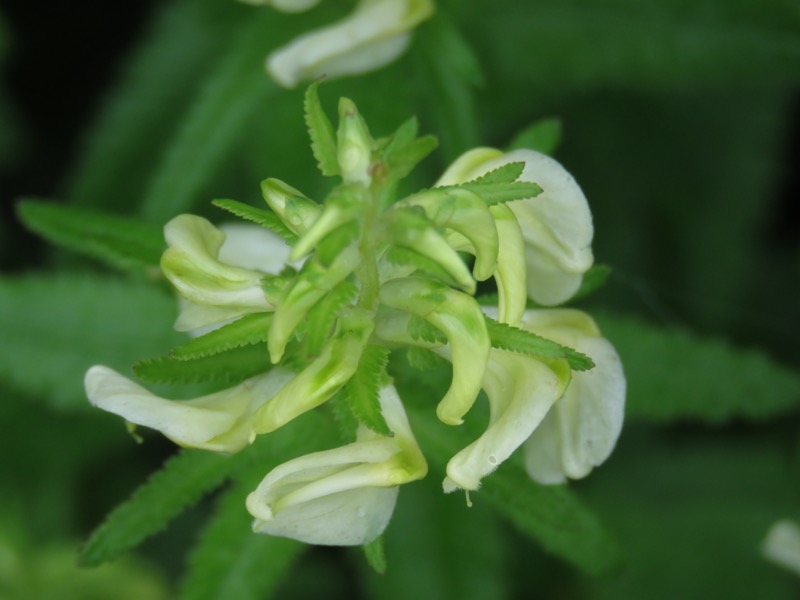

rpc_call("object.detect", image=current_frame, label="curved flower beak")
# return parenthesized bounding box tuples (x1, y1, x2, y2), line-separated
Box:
(518, 309, 626, 484)
(437, 147, 594, 306)
(246, 384, 427, 545)
(161, 216, 292, 331)
(442, 348, 565, 493)
(84, 365, 295, 453)
(267, 0, 434, 88)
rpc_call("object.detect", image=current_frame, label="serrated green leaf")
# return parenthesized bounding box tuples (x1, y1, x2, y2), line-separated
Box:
(383, 117, 419, 155)
(485, 317, 594, 371)
(212, 199, 298, 244)
(303, 281, 357, 357)
(343, 345, 391, 435)
(170, 313, 274, 360)
(325, 387, 360, 443)
(17, 199, 164, 273)
(384, 134, 439, 183)
(0, 274, 182, 411)
(407, 315, 447, 345)
(469, 162, 525, 185)
(405, 403, 620, 575)
(79, 449, 233, 567)
(139, 13, 279, 221)
(595, 312, 800, 423)
(449, 181, 542, 206)
(508, 118, 563, 155)
(134, 343, 272, 385)
(362, 536, 387, 575)
(383, 246, 460, 290)
(304, 80, 339, 177)
(179, 482, 304, 600)
(405, 347, 449, 371)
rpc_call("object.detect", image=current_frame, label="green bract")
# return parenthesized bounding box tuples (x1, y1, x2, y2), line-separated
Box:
(85, 87, 624, 547)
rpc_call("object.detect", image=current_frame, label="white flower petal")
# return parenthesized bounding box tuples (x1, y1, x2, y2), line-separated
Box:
(763, 520, 800, 577)
(443, 350, 561, 492)
(520, 309, 625, 484)
(217, 223, 296, 273)
(85, 365, 294, 453)
(266, 0, 433, 88)
(247, 384, 426, 545)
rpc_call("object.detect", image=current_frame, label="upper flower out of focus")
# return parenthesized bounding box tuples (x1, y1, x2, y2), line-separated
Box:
(252, 0, 434, 88)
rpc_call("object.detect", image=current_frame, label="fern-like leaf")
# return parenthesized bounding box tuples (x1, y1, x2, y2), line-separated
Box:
(134, 343, 272, 384)
(170, 313, 274, 360)
(212, 199, 297, 243)
(304, 80, 339, 177)
(343, 345, 392, 435)
(485, 317, 594, 371)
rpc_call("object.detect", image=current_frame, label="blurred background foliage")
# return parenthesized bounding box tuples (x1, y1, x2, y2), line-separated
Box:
(1, 0, 799, 598)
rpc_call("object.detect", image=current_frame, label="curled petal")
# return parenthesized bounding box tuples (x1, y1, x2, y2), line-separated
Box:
(267, 0, 434, 88)
(85, 365, 294, 453)
(247, 385, 427, 545)
(442, 349, 563, 492)
(161, 215, 273, 311)
(255, 308, 374, 433)
(379, 277, 490, 425)
(437, 148, 594, 306)
(520, 309, 625, 484)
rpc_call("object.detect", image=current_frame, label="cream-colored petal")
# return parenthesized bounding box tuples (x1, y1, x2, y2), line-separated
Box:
(443, 350, 561, 492)
(763, 520, 800, 577)
(85, 366, 294, 453)
(266, 0, 433, 88)
(217, 223, 295, 273)
(521, 309, 625, 483)
(247, 384, 426, 545)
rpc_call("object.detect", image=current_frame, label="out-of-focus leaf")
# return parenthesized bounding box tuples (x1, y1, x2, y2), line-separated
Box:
(361, 536, 386, 575)
(360, 477, 510, 600)
(138, 14, 280, 222)
(0, 274, 181, 411)
(467, 0, 800, 95)
(80, 449, 233, 567)
(178, 482, 304, 600)
(405, 403, 621, 575)
(579, 426, 800, 599)
(412, 12, 482, 159)
(508, 118, 563, 155)
(596, 312, 800, 423)
(16, 199, 164, 273)
(64, 0, 252, 210)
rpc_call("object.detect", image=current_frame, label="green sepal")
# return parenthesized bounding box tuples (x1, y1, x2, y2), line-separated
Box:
(383, 246, 461, 290)
(169, 313, 274, 360)
(385, 208, 475, 294)
(303, 280, 358, 357)
(260, 178, 321, 236)
(362, 535, 387, 575)
(342, 344, 392, 435)
(484, 316, 594, 371)
(439, 180, 542, 206)
(134, 343, 272, 384)
(470, 162, 525, 185)
(304, 80, 339, 177)
(508, 117, 563, 155)
(212, 198, 298, 243)
(381, 116, 439, 185)
(17, 199, 163, 274)
(268, 244, 359, 363)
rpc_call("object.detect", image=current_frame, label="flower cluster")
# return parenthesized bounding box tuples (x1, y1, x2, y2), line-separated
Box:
(85, 87, 625, 546)
(241, 0, 434, 88)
